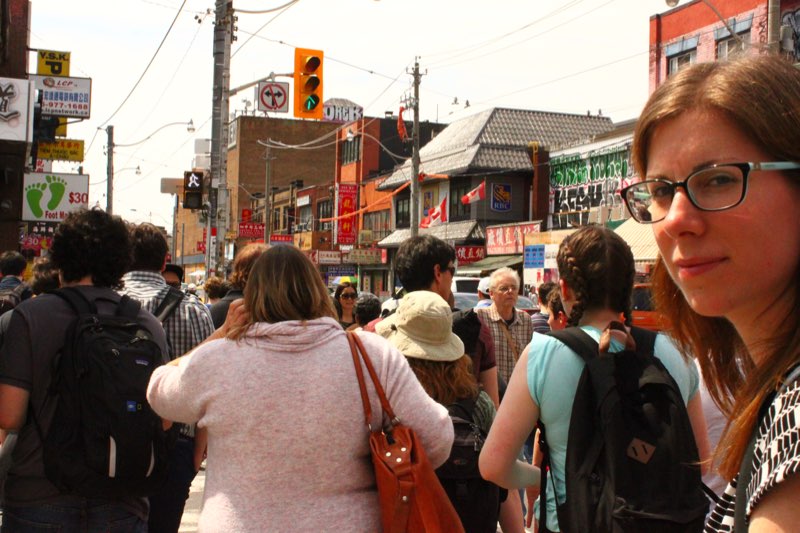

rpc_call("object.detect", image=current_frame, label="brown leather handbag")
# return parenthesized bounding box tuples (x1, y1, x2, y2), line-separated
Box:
(346, 332, 464, 533)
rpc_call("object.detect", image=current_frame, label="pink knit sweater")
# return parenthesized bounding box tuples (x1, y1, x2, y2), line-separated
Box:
(147, 317, 454, 532)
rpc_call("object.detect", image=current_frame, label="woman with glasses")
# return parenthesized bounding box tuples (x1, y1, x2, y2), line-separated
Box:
(333, 281, 358, 329)
(624, 54, 800, 532)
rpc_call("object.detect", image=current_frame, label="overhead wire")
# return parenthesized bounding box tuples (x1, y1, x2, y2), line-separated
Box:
(234, 0, 299, 15)
(98, 0, 188, 128)
(231, 1, 299, 58)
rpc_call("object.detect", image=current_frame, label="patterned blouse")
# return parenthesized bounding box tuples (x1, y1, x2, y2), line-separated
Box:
(704, 378, 800, 532)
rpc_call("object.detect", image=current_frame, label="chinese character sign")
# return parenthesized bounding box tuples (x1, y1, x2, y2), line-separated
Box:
(455, 245, 486, 265)
(486, 222, 541, 255)
(336, 183, 358, 245)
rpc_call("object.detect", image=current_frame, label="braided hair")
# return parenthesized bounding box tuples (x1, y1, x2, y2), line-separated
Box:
(556, 225, 635, 326)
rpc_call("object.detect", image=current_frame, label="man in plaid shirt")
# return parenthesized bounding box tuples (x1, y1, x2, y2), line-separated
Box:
(119, 223, 214, 533)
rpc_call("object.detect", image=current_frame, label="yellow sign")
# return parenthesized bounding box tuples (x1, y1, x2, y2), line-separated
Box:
(37, 139, 84, 162)
(37, 50, 71, 137)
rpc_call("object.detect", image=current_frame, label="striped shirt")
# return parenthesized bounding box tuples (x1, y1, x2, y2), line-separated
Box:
(119, 271, 214, 359)
(476, 305, 533, 382)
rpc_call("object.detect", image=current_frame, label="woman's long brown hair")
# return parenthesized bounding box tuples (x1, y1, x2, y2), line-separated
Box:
(633, 54, 800, 479)
(406, 355, 478, 406)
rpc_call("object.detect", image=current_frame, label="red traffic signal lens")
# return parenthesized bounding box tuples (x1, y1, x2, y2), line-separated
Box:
(303, 56, 321, 73)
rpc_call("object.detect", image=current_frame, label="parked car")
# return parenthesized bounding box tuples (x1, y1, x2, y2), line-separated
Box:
(452, 292, 538, 315)
(451, 276, 479, 294)
(631, 283, 670, 331)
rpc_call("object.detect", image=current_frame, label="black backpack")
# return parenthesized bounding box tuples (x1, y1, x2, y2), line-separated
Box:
(539, 323, 709, 533)
(435, 396, 500, 533)
(0, 283, 27, 315)
(36, 287, 172, 498)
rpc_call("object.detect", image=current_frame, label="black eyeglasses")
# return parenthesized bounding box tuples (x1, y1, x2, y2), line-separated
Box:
(620, 161, 800, 224)
(340, 293, 357, 300)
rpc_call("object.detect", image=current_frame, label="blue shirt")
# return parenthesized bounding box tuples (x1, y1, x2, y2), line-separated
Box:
(526, 326, 699, 531)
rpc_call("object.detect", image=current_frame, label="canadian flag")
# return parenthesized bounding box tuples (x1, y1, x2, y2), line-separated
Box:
(420, 196, 448, 228)
(461, 180, 486, 205)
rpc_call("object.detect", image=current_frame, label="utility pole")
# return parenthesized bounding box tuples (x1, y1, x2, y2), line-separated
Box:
(106, 126, 114, 214)
(211, 0, 234, 275)
(410, 58, 424, 236)
(263, 143, 272, 244)
(767, 0, 780, 52)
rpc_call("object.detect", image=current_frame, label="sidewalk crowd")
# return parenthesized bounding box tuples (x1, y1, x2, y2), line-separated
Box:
(0, 54, 798, 533)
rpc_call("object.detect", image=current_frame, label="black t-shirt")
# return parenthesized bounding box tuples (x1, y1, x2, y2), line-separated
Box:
(209, 289, 244, 329)
(0, 286, 168, 515)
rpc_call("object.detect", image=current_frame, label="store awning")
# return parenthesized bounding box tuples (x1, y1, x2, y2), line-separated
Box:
(457, 254, 523, 276)
(378, 220, 484, 248)
(614, 217, 660, 262)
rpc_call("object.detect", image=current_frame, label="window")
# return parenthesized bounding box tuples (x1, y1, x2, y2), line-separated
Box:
(668, 49, 696, 75)
(364, 210, 392, 241)
(297, 205, 313, 232)
(272, 208, 281, 231)
(317, 199, 332, 231)
(449, 181, 472, 221)
(396, 196, 410, 228)
(342, 136, 361, 165)
(717, 31, 749, 60)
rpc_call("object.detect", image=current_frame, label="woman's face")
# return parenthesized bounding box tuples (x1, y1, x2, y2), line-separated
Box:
(338, 287, 357, 310)
(647, 108, 800, 328)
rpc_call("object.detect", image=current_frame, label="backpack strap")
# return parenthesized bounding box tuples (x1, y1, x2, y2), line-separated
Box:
(448, 395, 478, 423)
(734, 363, 800, 532)
(546, 327, 598, 363)
(153, 286, 184, 324)
(629, 326, 657, 358)
(53, 287, 97, 315)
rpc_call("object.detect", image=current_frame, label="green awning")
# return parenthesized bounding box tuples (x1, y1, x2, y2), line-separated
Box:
(456, 254, 522, 276)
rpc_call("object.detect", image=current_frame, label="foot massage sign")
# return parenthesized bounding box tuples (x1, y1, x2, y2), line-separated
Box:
(21, 172, 89, 222)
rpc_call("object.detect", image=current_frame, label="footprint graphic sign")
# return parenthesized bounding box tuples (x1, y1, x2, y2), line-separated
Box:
(22, 172, 89, 222)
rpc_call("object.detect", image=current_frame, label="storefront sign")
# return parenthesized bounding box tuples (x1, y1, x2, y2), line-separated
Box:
(19, 221, 58, 255)
(297, 194, 311, 207)
(335, 183, 358, 245)
(21, 172, 89, 222)
(0, 78, 34, 142)
(30, 75, 92, 118)
(269, 234, 293, 245)
(37, 139, 84, 162)
(455, 245, 485, 265)
(238, 222, 264, 239)
(490, 183, 512, 212)
(486, 222, 541, 255)
(524, 244, 545, 269)
(344, 248, 383, 265)
(318, 250, 342, 265)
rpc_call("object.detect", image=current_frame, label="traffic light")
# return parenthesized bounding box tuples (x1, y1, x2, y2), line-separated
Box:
(183, 170, 203, 209)
(32, 104, 60, 143)
(293, 47, 324, 120)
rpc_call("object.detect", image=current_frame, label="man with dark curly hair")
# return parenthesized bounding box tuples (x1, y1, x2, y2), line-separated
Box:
(0, 208, 168, 529)
(119, 222, 214, 533)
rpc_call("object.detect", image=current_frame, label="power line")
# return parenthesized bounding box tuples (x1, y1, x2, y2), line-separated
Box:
(231, 1, 299, 58)
(98, 0, 188, 127)
(234, 0, 299, 15)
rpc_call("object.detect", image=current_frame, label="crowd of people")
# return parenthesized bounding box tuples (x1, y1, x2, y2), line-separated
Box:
(0, 53, 797, 532)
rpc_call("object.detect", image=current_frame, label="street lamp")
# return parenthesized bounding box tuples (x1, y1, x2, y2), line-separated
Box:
(106, 119, 195, 214)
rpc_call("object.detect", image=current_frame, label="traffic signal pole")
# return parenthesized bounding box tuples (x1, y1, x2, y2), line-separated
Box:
(410, 58, 423, 236)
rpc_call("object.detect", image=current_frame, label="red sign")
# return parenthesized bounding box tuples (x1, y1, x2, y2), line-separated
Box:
(238, 222, 264, 239)
(197, 241, 205, 253)
(202, 227, 218, 240)
(241, 209, 253, 222)
(455, 245, 485, 265)
(269, 234, 293, 245)
(336, 183, 358, 245)
(486, 222, 541, 255)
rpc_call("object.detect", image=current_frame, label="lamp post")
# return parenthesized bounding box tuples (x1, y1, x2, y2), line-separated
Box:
(106, 119, 194, 214)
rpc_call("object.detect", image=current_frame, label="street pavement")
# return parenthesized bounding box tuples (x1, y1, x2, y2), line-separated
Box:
(179, 468, 204, 532)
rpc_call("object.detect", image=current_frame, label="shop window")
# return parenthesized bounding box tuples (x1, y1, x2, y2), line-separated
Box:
(396, 196, 410, 228)
(364, 210, 392, 241)
(317, 199, 332, 231)
(668, 49, 695, 75)
(297, 205, 313, 232)
(449, 181, 471, 221)
(717, 31, 749, 60)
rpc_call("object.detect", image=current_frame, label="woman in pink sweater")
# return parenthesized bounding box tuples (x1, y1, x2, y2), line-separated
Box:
(147, 246, 454, 532)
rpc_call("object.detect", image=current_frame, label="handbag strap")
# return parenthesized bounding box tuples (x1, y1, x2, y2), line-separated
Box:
(499, 320, 521, 361)
(346, 332, 399, 430)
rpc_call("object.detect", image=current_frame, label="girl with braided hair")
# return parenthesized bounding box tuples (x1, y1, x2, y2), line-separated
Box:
(479, 224, 707, 532)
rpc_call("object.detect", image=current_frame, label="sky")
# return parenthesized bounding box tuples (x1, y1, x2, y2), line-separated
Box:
(28, 0, 677, 228)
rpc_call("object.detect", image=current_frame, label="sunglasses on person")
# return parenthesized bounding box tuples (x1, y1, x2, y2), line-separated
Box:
(340, 292, 357, 300)
(621, 161, 800, 224)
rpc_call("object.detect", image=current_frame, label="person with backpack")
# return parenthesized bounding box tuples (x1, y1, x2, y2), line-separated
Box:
(0, 208, 169, 530)
(625, 54, 800, 532)
(0, 251, 32, 314)
(119, 222, 214, 533)
(479, 225, 710, 533)
(378, 290, 511, 533)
